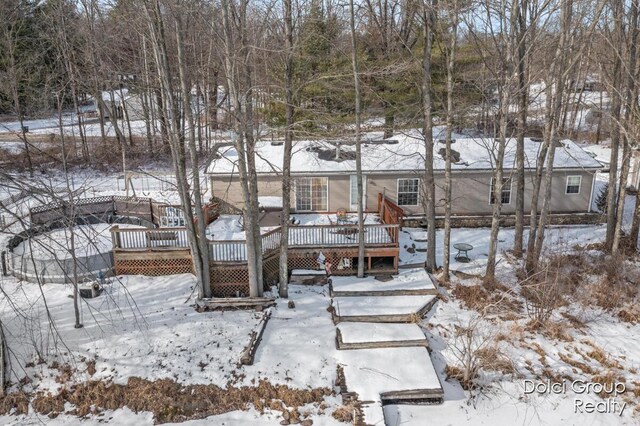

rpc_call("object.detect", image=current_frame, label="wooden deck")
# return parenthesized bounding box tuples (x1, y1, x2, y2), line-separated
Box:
(109, 193, 404, 294)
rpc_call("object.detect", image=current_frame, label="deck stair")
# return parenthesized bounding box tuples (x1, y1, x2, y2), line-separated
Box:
(330, 268, 438, 297)
(336, 322, 428, 350)
(332, 295, 437, 323)
(289, 268, 328, 285)
(330, 268, 444, 425)
(408, 230, 428, 252)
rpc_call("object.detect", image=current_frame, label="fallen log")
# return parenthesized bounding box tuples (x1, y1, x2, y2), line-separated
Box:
(239, 309, 272, 366)
(196, 297, 276, 312)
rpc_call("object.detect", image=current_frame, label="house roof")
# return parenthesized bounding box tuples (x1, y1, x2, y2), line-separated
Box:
(206, 129, 603, 176)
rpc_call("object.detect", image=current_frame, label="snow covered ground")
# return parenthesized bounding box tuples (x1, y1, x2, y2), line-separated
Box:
(0, 272, 347, 424)
(2, 137, 640, 424)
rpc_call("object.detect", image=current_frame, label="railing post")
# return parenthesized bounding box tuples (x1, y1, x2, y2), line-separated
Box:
(111, 225, 120, 249)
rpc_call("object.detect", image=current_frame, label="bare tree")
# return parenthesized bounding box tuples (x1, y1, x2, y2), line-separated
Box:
(141, 0, 212, 298)
(421, 0, 437, 273)
(440, 0, 461, 281)
(513, 0, 530, 258)
(526, 1, 573, 271)
(604, 0, 624, 251)
(611, 0, 639, 255)
(348, 0, 366, 278)
(279, 0, 295, 297)
(220, 0, 263, 296)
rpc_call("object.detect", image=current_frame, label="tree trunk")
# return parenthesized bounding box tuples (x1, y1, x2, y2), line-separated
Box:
(142, 0, 211, 299)
(176, 16, 212, 298)
(220, 0, 263, 297)
(57, 94, 82, 329)
(421, 0, 437, 272)
(279, 0, 294, 297)
(141, 36, 155, 154)
(349, 0, 366, 278)
(526, 0, 573, 272)
(612, 0, 639, 254)
(513, 0, 528, 258)
(442, 1, 459, 281)
(605, 0, 624, 250)
(485, 87, 510, 283)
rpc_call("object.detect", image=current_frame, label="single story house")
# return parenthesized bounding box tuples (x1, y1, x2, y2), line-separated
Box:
(206, 130, 603, 218)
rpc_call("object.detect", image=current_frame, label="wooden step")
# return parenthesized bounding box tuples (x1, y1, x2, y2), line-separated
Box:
(336, 323, 428, 350)
(289, 269, 328, 285)
(332, 295, 437, 323)
(330, 269, 438, 297)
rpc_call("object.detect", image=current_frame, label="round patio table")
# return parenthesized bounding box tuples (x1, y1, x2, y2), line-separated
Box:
(453, 243, 474, 262)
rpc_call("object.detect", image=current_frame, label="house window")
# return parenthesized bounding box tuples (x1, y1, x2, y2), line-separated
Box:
(295, 177, 328, 211)
(397, 178, 419, 206)
(350, 175, 366, 209)
(566, 176, 582, 194)
(490, 177, 511, 204)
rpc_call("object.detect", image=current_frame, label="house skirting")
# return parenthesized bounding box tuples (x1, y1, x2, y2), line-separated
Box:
(113, 245, 399, 297)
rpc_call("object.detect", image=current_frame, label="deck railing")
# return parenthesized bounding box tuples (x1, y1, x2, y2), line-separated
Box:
(377, 193, 405, 228)
(111, 226, 190, 250)
(111, 221, 398, 262)
(208, 227, 283, 262)
(288, 223, 397, 247)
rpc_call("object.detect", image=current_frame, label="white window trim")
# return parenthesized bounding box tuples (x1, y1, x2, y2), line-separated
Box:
(397, 178, 420, 207)
(294, 177, 329, 212)
(566, 175, 582, 195)
(489, 177, 512, 205)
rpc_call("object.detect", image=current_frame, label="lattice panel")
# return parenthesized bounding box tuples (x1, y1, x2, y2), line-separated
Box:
(262, 254, 280, 288)
(210, 266, 250, 297)
(288, 249, 357, 276)
(115, 258, 193, 276)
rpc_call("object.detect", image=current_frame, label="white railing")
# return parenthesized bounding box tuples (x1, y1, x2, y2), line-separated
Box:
(112, 223, 398, 263)
(287, 224, 397, 247)
(111, 226, 189, 250)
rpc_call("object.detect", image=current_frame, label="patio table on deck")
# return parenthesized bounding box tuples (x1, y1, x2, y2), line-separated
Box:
(453, 243, 473, 263)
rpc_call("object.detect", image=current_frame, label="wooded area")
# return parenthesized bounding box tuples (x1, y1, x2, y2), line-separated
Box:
(1, 0, 640, 297)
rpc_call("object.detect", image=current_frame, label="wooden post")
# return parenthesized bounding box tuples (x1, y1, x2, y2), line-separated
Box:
(111, 225, 121, 249)
(0, 322, 6, 397)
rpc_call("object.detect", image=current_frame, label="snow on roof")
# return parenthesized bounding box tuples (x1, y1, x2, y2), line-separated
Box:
(207, 130, 602, 175)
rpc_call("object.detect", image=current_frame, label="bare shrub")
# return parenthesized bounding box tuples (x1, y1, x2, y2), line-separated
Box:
(582, 253, 639, 312)
(520, 253, 586, 327)
(476, 346, 515, 375)
(618, 308, 639, 323)
(331, 406, 354, 422)
(537, 320, 573, 342)
(453, 285, 489, 311)
(446, 314, 498, 391)
(558, 353, 594, 375)
(453, 284, 520, 316)
(1, 378, 333, 423)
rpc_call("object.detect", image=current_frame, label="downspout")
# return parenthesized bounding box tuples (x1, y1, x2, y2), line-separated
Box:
(588, 169, 597, 213)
